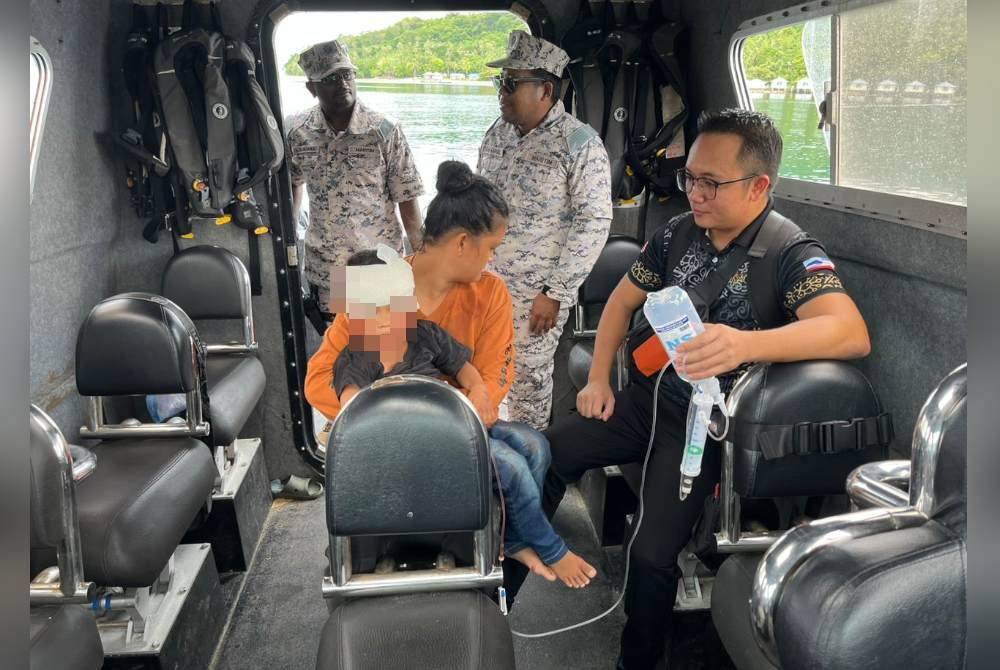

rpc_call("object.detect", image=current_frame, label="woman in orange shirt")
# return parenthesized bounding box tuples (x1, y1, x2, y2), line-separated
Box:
(306, 160, 597, 589)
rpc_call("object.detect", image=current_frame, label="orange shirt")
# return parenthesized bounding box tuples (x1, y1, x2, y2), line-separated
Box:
(305, 270, 515, 421)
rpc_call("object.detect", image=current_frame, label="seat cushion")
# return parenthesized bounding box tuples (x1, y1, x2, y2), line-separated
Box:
(316, 591, 515, 670)
(711, 554, 779, 670)
(75, 438, 216, 586)
(775, 522, 965, 670)
(30, 605, 103, 670)
(206, 354, 265, 446)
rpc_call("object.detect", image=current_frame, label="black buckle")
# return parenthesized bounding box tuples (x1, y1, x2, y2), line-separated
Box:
(793, 419, 864, 455)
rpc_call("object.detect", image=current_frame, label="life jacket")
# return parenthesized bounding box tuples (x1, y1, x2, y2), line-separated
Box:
(561, 3, 690, 201)
(154, 28, 238, 217)
(224, 38, 284, 196)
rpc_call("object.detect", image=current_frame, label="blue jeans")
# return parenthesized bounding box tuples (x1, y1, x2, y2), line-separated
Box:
(489, 421, 568, 566)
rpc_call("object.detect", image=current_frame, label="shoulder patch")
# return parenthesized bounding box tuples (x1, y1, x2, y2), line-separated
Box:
(567, 124, 599, 154)
(377, 117, 396, 141)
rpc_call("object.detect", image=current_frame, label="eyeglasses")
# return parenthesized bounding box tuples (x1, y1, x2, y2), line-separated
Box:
(491, 74, 547, 94)
(318, 70, 356, 85)
(674, 169, 758, 200)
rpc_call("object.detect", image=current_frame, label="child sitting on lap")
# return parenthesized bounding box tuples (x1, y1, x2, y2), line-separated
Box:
(333, 244, 596, 588)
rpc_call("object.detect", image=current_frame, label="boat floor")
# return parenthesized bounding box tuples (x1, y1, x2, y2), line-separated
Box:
(208, 486, 733, 669)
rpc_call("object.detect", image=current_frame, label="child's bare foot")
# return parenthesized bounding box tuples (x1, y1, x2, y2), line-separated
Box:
(550, 551, 597, 588)
(509, 548, 557, 582)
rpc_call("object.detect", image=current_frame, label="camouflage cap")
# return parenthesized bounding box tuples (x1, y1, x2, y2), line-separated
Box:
(486, 30, 569, 78)
(298, 40, 357, 81)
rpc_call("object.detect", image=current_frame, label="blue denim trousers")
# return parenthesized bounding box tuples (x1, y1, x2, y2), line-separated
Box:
(488, 420, 568, 565)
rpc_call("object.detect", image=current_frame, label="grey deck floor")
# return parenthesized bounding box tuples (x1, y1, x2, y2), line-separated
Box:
(209, 486, 732, 669)
(210, 487, 626, 670)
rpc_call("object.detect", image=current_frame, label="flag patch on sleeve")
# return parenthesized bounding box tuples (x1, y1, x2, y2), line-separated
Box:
(803, 256, 836, 272)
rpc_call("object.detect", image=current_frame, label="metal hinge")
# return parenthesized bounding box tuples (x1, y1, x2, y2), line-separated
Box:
(286, 245, 299, 267)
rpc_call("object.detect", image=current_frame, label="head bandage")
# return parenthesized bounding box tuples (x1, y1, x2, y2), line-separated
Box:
(344, 244, 416, 308)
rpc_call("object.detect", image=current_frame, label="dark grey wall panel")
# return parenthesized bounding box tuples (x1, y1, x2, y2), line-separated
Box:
(30, 0, 120, 440)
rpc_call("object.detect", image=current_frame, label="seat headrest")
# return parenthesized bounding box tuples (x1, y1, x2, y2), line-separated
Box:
(327, 376, 491, 537)
(162, 245, 250, 320)
(580, 235, 642, 305)
(732, 360, 883, 435)
(76, 293, 205, 397)
(29, 405, 70, 550)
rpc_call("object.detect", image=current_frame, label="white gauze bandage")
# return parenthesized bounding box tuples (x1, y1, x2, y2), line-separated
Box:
(344, 244, 415, 307)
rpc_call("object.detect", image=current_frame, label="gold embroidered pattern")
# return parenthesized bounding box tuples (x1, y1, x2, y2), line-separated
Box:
(727, 266, 748, 291)
(629, 260, 662, 290)
(784, 273, 844, 309)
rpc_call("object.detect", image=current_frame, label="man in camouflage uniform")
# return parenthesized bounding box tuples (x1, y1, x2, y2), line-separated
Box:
(478, 30, 613, 430)
(287, 40, 424, 318)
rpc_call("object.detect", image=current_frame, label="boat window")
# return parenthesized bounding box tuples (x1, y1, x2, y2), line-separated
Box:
(734, 0, 967, 209)
(30, 36, 53, 202)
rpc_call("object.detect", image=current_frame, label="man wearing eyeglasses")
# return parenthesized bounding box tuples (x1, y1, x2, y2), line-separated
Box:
(478, 30, 612, 431)
(287, 40, 424, 323)
(504, 109, 871, 669)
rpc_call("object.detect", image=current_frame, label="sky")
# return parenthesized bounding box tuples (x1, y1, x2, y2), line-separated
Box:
(274, 11, 482, 65)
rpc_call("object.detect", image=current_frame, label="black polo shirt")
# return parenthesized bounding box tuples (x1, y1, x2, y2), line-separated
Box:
(626, 202, 847, 407)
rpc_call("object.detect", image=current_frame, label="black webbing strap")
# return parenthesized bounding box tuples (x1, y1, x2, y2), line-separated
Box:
(744, 413, 895, 461)
(247, 229, 262, 295)
(747, 210, 802, 330)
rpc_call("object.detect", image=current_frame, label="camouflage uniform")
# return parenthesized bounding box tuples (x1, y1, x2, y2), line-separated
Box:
(287, 40, 424, 308)
(478, 31, 613, 429)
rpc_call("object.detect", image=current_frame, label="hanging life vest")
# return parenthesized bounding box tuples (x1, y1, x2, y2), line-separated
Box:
(224, 37, 284, 235)
(154, 28, 238, 218)
(622, 21, 689, 197)
(562, 6, 690, 201)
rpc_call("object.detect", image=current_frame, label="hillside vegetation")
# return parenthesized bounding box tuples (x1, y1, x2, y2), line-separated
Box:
(284, 12, 525, 78)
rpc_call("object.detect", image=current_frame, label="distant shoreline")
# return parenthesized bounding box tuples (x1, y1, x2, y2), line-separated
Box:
(359, 77, 493, 87)
(286, 74, 492, 88)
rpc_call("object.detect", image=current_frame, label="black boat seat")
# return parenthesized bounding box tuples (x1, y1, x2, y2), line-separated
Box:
(205, 354, 265, 446)
(713, 367, 966, 670)
(573, 234, 643, 336)
(73, 294, 218, 586)
(319, 377, 510, 670)
(315, 591, 515, 670)
(568, 235, 642, 393)
(30, 605, 103, 670)
(162, 245, 264, 445)
(773, 399, 966, 670)
(710, 554, 778, 670)
(75, 438, 215, 587)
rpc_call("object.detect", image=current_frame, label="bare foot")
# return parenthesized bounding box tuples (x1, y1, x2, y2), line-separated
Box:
(549, 551, 598, 588)
(509, 548, 557, 582)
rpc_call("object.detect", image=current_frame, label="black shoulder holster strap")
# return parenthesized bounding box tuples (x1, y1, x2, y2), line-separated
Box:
(746, 210, 802, 329)
(741, 413, 895, 460)
(664, 210, 803, 328)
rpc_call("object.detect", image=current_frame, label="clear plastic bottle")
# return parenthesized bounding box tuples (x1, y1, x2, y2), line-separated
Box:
(643, 286, 729, 499)
(642, 286, 722, 400)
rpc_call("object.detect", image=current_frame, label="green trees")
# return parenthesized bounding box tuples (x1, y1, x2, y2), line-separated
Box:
(284, 12, 526, 78)
(742, 24, 807, 83)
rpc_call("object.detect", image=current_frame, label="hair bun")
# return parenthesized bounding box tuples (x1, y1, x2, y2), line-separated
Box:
(436, 160, 475, 194)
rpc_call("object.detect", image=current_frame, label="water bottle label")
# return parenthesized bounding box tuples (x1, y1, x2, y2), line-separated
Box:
(653, 318, 698, 354)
